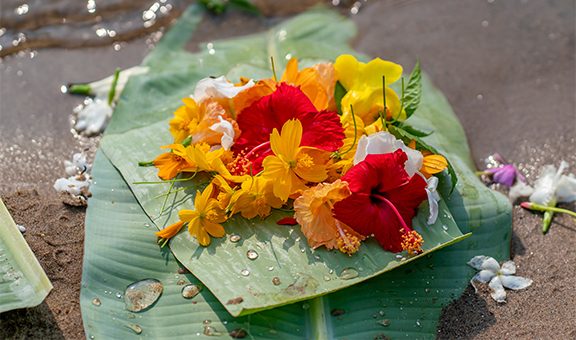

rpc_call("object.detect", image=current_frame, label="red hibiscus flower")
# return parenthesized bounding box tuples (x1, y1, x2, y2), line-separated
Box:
(232, 83, 344, 173)
(332, 150, 428, 253)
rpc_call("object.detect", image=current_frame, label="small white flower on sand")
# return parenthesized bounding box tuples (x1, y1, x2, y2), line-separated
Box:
(64, 153, 90, 176)
(425, 176, 440, 225)
(530, 161, 576, 205)
(74, 98, 113, 135)
(53, 174, 92, 198)
(353, 131, 423, 177)
(468, 255, 532, 303)
(209, 115, 235, 150)
(508, 180, 534, 203)
(193, 76, 255, 101)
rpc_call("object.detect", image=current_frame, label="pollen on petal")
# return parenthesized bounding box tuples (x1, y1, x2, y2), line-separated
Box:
(400, 229, 423, 255)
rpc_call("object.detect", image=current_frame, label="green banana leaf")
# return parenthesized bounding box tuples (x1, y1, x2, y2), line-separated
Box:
(81, 6, 511, 339)
(0, 197, 52, 313)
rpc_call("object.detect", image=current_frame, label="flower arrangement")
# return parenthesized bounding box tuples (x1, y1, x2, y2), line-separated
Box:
(147, 54, 454, 256)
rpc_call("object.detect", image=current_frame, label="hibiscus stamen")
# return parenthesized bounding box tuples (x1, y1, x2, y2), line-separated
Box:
(335, 220, 361, 255)
(400, 230, 423, 255)
(244, 141, 270, 160)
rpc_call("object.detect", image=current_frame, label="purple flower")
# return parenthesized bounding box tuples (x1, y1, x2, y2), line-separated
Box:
(486, 164, 518, 187)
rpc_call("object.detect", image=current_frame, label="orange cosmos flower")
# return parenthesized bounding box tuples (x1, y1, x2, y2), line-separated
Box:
(153, 144, 194, 180)
(169, 97, 238, 146)
(229, 176, 284, 219)
(262, 119, 330, 201)
(407, 140, 448, 178)
(294, 180, 365, 255)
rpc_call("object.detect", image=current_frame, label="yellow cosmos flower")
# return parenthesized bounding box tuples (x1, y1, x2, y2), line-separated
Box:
(262, 119, 330, 201)
(335, 54, 404, 125)
(229, 176, 284, 219)
(169, 97, 235, 145)
(294, 180, 365, 255)
(180, 184, 227, 246)
(155, 184, 226, 246)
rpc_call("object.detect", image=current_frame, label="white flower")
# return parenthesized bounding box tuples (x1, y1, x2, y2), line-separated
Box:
(508, 180, 534, 203)
(89, 66, 149, 100)
(53, 174, 92, 197)
(193, 76, 254, 101)
(425, 176, 440, 225)
(74, 98, 113, 135)
(529, 161, 576, 205)
(468, 255, 532, 303)
(353, 131, 423, 177)
(209, 115, 235, 150)
(64, 153, 90, 176)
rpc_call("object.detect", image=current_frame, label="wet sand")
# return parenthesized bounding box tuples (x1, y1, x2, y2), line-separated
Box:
(0, 0, 575, 339)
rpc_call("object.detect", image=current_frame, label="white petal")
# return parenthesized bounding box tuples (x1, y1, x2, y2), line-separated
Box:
(500, 261, 516, 275)
(481, 257, 501, 272)
(508, 181, 533, 203)
(426, 177, 441, 225)
(193, 76, 254, 101)
(53, 175, 91, 196)
(74, 98, 113, 135)
(529, 162, 567, 205)
(90, 66, 149, 98)
(500, 275, 533, 291)
(209, 116, 235, 150)
(556, 174, 576, 203)
(352, 131, 423, 176)
(489, 276, 507, 303)
(473, 269, 497, 283)
(468, 255, 494, 270)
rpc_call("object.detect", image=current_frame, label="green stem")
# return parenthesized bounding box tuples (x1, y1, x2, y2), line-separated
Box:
(336, 105, 358, 157)
(270, 56, 278, 82)
(67, 84, 92, 96)
(308, 297, 329, 340)
(138, 161, 154, 167)
(525, 203, 576, 218)
(542, 210, 554, 234)
(108, 68, 121, 105)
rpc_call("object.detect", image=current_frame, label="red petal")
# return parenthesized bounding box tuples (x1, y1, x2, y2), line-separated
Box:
(386, 174, 428, 225)
(342, 150, 409, 194)
(277, 217, 298, 226)
(332, 193, 405, 252)
(233, 83, 345, 160)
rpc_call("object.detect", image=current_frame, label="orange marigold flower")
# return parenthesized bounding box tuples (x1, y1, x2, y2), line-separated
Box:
(281, 58, 335, 111)
(294, 180, 365, 255)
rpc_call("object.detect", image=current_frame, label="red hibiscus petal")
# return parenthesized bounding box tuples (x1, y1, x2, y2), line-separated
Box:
(233, 83, 316, 153)
(277, 217, 298, 226)
(233, 83, 345, 161)
(342, 150, 410, 194)
(332, 193, 405, 253)
(386, 173, 428, 224)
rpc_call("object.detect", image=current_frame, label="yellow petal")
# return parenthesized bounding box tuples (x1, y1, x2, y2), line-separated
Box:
(196, 227, 211, 246)
(155, 220, 185, 239)
(270, 119, 302, 160)
(263, 156, 292, 201)
(422, 154, 448, 175)
(178, 209, 197, 222)
(361, 58, 403, 88)
(203, 221, 225, 238)
(334, 54, 360, 90)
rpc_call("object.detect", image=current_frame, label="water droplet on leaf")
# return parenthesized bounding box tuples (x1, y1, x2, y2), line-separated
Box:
(182, 284, 202, 299)
(339, 267, 359, 280)
(230, 234, 241, 243)
(240, 269, 250, 277)
(272, 277, 281, 285)
(91, 297, 101, 306)
(127, 324, 142, 334)
(246, 249, 258, 260)
(124, 278, 163, 312)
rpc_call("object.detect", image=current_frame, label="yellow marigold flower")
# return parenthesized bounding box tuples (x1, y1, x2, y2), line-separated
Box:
(335, 54, 404, 125)
(180, 184, 227, 246)
(294, 180, 365, 255)
(229, 176, 284, 219)
(262, 119, 330, 201)
(169, 97, 237, 145)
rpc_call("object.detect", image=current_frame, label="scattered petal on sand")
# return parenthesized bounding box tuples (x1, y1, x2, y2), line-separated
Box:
(468, 255, 532, 303)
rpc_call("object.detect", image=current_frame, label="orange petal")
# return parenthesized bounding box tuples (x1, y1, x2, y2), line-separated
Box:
(422, 154, 448, 176)
(155, 220, 185, 239)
